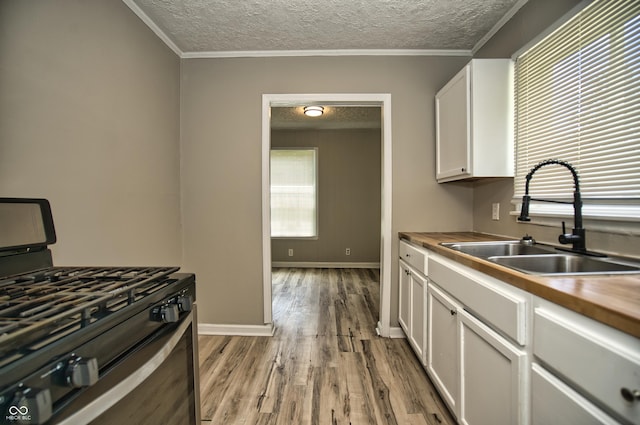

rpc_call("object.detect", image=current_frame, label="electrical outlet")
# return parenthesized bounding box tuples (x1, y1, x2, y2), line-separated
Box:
(288, 249, 293, 257)
(345, 248, 351, 256)
(492, 203, 500, 220)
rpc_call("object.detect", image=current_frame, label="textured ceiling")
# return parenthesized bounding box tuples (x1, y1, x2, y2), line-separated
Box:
(125, 0, 524, 129)
(127, 0, 524, 55)
(271, 106, 381, 130)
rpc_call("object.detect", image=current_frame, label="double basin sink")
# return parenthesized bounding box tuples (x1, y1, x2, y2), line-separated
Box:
(440, 240, 640, 276)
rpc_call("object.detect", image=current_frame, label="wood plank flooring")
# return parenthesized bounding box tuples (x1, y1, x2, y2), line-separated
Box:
(199, 268, 455, 425)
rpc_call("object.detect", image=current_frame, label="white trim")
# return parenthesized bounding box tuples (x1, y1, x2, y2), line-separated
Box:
(389, 326, 406, 339)
(262, 93, 393, 337)
(262, 95, 273, 325)
(272, 261, 380, 269)
(198, 323, 275, 337)
(510, 202, 640, 222)
(121, 0, 183, 57)
(379, 95, 393, 338)
(377, 321, 406, 339)
(471, 0, 529, 55)
(182, 49, 471, 59)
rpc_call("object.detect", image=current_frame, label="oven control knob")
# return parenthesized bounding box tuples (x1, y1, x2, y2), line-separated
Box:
(66, 356, 99, 388)
(160, 304, 180, 323)
(177, 295, 193, 312)
(9, 387, 52, 424)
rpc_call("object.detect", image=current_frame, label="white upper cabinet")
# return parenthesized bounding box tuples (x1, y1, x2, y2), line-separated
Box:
(435, 59, 514, 182)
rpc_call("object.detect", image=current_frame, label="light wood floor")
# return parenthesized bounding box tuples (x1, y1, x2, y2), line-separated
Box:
(198, 268, 455, 425)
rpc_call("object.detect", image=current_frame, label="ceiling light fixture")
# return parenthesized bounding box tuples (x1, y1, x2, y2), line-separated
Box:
(304, 106, 324, 117)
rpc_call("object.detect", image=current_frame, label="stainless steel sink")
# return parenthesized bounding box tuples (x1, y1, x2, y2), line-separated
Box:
(488, 254, 640, 276)
(439, 240, 640, 275)
(440, 241, 556, 258)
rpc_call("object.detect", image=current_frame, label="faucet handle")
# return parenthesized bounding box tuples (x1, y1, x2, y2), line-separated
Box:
(561, 221, 566, 234)
(518, 195, 531, 222)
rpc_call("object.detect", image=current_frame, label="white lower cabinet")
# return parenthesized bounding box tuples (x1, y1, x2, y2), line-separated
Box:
(398, 239, 639, 425)
(399, 258, 427, 364)
(399, 260, 411, 333)
(426, 282, 527, 424)
(427, 283, 460, 414)
(409, 270, 426, 362)
(459, 309, 527, 425)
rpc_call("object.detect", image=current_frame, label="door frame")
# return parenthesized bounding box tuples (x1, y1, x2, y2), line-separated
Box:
(261, 93, 393, 337)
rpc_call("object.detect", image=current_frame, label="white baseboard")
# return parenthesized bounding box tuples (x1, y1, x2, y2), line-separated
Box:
(272, 261, 380, 268)
(376, 322, 406, 339)
(388, 326, 406, 338)
(198, 323, 275, 336)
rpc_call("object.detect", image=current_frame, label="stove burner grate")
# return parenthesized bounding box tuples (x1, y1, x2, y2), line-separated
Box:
(0, 266, 179, 357)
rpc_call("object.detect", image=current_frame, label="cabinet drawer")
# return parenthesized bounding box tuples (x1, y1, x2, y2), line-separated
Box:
(532, 363, 618, 425)
(399, 240, 428, 275)
(428, 253, 527, 345)
(534, 305, 640, 424)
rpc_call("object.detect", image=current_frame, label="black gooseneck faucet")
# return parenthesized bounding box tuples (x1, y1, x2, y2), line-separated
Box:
(517, 159, 600, 255)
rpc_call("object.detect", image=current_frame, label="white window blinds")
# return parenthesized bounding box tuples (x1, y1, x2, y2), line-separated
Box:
(514, 0, 640, 204)
(270, 148, 318, 238)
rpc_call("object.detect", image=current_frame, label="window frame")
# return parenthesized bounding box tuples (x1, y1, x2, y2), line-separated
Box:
(511, 0, 640, 225)
(269, 147, 319, 239)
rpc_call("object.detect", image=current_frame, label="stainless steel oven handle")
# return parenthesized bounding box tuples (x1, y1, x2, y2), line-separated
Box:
(56, 311, 194, 425)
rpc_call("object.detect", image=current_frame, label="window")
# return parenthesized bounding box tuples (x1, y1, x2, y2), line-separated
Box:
(514, 0, 640, 220)
(270, 148, 318, 237)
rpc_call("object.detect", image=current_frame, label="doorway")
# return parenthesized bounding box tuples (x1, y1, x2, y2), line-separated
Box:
(261, 93, 393, 337)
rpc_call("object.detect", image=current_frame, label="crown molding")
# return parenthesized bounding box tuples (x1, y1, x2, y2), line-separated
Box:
(181, 48, 472, 59)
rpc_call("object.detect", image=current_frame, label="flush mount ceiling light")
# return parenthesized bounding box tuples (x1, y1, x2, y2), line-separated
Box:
(304, 106, 324, 117)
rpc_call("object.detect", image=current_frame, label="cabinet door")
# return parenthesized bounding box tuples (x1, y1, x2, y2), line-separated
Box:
(398, 260, 411, 334)
(409, 271, 427, 365)
(459, 309, 527, 425)
(427, 284, 459, 415)
(532, 363, 619, 425)
(436, 65, 470, 181)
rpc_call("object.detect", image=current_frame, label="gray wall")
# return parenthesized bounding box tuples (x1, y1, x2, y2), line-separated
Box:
(271, 129, 381, 264)
(0, 0, 182, 266)
(180, 56, 472, 325)
(471, 0, 640, 257)
(4, 0, 625, 329)
(0, 1, 471, 327)
(474, 0, 582, 60)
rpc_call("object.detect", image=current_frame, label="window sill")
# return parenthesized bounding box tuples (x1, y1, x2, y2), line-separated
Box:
(271, 236, 319, 240)
(510, 202, 640, 236)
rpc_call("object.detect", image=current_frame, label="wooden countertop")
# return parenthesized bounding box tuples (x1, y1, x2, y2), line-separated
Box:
(399, 232, 640, 338)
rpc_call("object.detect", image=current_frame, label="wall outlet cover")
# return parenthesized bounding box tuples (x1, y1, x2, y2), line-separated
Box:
(492, 203, 500, 220)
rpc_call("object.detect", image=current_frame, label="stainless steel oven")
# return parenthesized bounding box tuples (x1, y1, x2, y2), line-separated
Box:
(0, 198, 200, 425)
(53, 309, 199, 425)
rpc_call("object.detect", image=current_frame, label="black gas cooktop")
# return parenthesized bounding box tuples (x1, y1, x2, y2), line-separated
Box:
(0, 265, 181, 365)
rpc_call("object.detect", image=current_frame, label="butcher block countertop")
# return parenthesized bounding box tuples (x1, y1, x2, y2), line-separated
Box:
(399, 232, 640, 339)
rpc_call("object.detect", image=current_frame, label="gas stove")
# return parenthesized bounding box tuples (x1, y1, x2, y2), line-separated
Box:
(0, 198, 198, 424)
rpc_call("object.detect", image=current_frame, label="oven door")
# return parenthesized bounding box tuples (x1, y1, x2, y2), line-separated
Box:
(51, 308, 200, 425)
